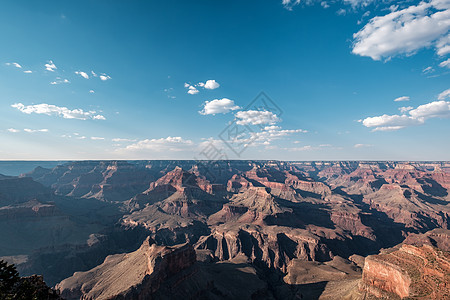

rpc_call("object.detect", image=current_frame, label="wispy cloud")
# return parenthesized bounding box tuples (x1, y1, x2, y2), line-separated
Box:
(436, 34, 450, 56)
(90, 136, 105, 140)
(439, 58, 450, 68)
(422, 66, 434, 74)
(283, 144, 334, 152)
(399, 106, 413, 113)
(235, 110, 280, 125)
(438, 88, 450, 100)
(354, 143, 372, 148)
(24, 128, 49, 133)
(112, 138, 137, 142)
(7, 128, 48, 133)
(121, 136, 194, 152)
(5, 62, 22, 69)
(282, 0, 301, 10)
(199, 98, 240, 115)
(11, 103, 106, 120)
(394, 96, 410, 102)
(249, 126, 307, 144)
(50, 78, 70, 85)
(75, 71, 89, 79)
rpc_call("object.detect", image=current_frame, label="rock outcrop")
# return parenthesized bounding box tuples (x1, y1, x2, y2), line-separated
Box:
(3, 160, 449, 298)
(360, 244, 450, 299)
(56, 237, 196, 300)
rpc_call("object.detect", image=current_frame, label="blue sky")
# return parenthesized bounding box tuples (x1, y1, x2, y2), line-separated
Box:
(1, 0, 449, 160)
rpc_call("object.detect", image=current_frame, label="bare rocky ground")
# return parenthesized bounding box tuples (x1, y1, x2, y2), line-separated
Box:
(0, 160, 449, 299)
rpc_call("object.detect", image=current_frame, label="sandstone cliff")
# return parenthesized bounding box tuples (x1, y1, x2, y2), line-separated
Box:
(56, 237, 196, 300)
(360, 244, 450, 299)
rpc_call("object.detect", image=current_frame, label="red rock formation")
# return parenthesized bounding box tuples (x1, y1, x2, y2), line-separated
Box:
(195, 225, 332, 272)
(56, 237, 196, 300)
(360, 244, 450, 299)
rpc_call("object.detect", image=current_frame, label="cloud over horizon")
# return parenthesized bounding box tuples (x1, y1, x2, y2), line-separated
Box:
(361, 90, 450, 131)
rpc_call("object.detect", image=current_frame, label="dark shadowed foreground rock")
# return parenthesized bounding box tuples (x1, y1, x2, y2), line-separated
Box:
(56, 237, 196, 300)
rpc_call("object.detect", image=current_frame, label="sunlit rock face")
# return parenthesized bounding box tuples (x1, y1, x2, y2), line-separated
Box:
(360, 243, 450, 299)
(1, 160, 449, 298)
(56, 238, 196, 300)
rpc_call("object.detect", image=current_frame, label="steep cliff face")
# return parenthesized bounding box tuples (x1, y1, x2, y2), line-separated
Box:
(360, 244, 450, 299)
(56, 237, 196, 300)
(195, 225, 332, 272)
(6, 160, 450, 297)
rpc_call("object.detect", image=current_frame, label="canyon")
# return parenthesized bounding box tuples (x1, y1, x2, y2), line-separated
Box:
(0, 160, 449, 299)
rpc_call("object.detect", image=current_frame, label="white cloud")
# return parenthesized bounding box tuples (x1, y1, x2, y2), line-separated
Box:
(282, 0, 301, 10)
(93, 115, 106, 120)
(203, 80, 220, 90)
(24, 128, 48, 133)
(91, 71, 97, 77)
(394, 96, 410, 102)
(337, 8, 347, 16)
(91, 137, 105, 140)
(23, 70, 32, 74)
(286, 145, 314, 151)
(321, 2, 330, 9)
(438, 88, 450, 100)
(422, 66, 434, 74)
(372, 126, 405, 132)
(45, 60, 57, 72)
(343, 0, 373, 7)
(439, 58, 450, 68)
(409, 100, 450, 119)
(11, 103, 106, 120)
(399, 106, 413, 113)
(122, 136, 194, 152)
(200, 98, 240, 115)
(7, 128, 20, 133)
(75, 71, 89, 79)
(436, 33, 450, 56)
(6, 62, 22, 69)
(361, 114, 423, 130)
(50, 78, 70, 85)
(361, 90, 450, 131)
(89, 90, 95, 94)
(99, 74, 111, 81)
(185, 79, 220, 94)
(249, 126, 307, 144)
(352, 0, 450, 60)
(112, 138, 137, 142)
(235, 110, 280, 125)
(354, 143, 372, 148)
(187, 86, 199, 95)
